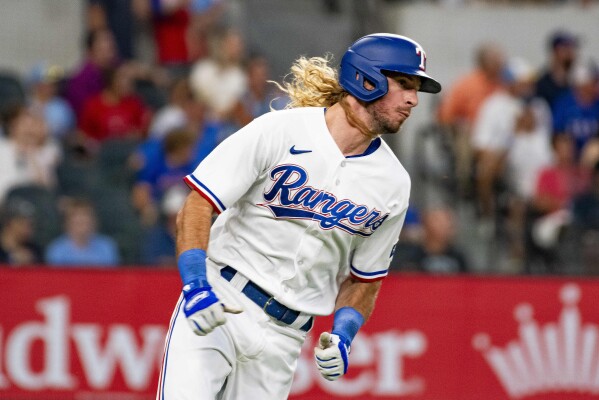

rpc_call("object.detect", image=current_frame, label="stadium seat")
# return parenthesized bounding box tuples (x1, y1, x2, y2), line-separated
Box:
(97, 137, 140, 189)
(89, 185, 142, 265)
(134, 79, 167, 111)
(56, 146, 104, 198)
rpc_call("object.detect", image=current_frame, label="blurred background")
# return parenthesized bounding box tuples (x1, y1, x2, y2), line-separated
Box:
(2, 2, 599, 400)
(1, 0, 599, 275)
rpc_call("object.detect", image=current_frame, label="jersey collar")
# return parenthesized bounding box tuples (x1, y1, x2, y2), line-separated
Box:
(320, 107, 383, 159)
(346, 137, 382, 158)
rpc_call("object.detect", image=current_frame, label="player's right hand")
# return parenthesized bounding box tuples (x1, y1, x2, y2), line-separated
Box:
(182, 285, 242, 336)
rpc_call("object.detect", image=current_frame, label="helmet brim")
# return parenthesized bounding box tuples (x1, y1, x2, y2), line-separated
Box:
(382, 67, 442, 94)
(419, 76, 442, 94)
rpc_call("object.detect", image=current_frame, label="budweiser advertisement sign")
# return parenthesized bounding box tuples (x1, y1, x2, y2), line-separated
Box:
(1, 269, 598, 399)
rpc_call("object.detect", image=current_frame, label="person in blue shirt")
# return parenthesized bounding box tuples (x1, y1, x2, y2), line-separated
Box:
(45, 199, 120, 266)
(139, 186, 188, 266)
(27, 62, 76, 141)
(552, 62, 599, 159)
(131, 126, 218, 226)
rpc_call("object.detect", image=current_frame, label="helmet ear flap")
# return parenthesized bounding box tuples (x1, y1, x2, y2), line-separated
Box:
(340, 51, 388, 102)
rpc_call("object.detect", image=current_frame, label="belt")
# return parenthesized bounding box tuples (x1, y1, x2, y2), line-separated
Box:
(220, 266, 313, 332)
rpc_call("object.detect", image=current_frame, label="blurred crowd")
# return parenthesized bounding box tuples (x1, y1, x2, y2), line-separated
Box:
(0, 0, 284, 268)
(394, 30, 599, 276)
(0, 1, 598, 277)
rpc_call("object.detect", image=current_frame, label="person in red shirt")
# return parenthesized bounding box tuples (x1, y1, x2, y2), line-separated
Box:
(533, 135, 589, 214)
(79, 63, 152, 146)
(527, 135, 590, 273)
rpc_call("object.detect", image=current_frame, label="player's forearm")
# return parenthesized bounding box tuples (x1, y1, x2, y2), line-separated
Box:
(176, 191, 214, 256)
(334, 278, 382, 321)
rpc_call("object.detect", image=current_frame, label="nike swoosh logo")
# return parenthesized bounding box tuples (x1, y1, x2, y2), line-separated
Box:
(290, 145, 312, 155)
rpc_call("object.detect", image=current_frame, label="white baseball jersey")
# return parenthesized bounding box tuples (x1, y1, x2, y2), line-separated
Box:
(184, 107, 410, 316)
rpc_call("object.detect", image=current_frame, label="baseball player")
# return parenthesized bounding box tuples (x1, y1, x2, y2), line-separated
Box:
(157, 33, 441, 400)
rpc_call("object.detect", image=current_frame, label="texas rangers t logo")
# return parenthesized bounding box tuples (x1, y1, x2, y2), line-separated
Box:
(415, 44, 427, 71)
(260, 165, 388, 237)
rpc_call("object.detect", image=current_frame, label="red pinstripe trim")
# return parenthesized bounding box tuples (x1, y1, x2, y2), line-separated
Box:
(183, 176, 222, 215)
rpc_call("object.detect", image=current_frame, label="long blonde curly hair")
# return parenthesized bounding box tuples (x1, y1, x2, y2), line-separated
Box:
(272, 55, 376, 138)
(272, 55, 346, 108)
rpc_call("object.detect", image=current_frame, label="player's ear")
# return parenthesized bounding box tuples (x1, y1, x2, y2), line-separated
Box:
(362, 76, 375, 91)
(354, 72, 375, 91)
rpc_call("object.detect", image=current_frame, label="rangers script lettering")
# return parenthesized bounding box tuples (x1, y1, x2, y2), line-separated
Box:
(261, 165, 389, 236)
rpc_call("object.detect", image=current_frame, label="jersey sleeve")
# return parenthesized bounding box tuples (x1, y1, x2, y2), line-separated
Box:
(349, 206, 408, 282)
(184, 115, 272, 213)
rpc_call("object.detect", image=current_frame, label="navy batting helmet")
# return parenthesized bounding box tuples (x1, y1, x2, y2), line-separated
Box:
(340, 33, 442, 102)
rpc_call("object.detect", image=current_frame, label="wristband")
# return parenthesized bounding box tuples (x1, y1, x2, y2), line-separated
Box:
(177, 249, 209, 289)
(331, 307, 364, 346)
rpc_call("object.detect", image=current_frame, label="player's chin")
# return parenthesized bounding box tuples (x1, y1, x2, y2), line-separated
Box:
(386, 119, 405, 134)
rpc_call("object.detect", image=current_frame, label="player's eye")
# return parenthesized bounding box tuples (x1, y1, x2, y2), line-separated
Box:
(396, 77, 420, 91)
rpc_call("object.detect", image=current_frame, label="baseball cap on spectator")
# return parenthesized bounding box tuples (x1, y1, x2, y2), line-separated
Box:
(502, 57, 536, 84)
(27, 62, 65, 86)
(571, 61, 598, 86)
(0, 198, 35, 225)
(549, 30, 578, 49)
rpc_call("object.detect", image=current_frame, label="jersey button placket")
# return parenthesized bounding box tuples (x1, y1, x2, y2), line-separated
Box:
(337, 160, 348, 185)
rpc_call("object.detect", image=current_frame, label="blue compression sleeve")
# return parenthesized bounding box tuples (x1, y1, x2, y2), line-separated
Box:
(332, 307, 365, 345)
(177, 249, 209, 289)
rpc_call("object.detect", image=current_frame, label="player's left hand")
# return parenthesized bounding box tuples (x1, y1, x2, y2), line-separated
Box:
(313, 332, 350, 381)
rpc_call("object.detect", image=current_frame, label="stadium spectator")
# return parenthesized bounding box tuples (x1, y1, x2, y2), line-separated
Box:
(0, 199, 43, 266)
(187, 0, 227, 61)
(0, 109, 62, 202)
(79, 63, 152, 147)
(570, 161, 599, 274)
(535, 30, 579, 111)
(131, 129, 197, 226)
(390, 207, 468, 274)
(131, 85, 219, 202)
(86, 0, 138, 60)
(240, 53, 288, 119)
(532, 135, 589, 216)
(26, 62, 76, 140)
(145, 0, 194, 78)
(437, 42, 505, 197)
(552, 60, 599, 160)
(527, 134, 589, 273)
(45, 199, 120, 266)
(472, 58, 553, 218)
(147, 77, 193, 139)
(65, 28, 118, 118)
(190, 27, 248, 142)
(139, 185, 186, 265)
(132, 115, 218, 226)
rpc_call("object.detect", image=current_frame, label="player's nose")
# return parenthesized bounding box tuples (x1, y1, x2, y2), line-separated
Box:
(405, 89, 419, 108)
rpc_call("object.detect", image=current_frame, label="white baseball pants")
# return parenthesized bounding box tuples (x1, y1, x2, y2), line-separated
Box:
(157, 269, 307, 400)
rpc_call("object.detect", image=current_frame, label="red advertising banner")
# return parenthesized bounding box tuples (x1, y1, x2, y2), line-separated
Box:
(1, 268, 598, 400)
